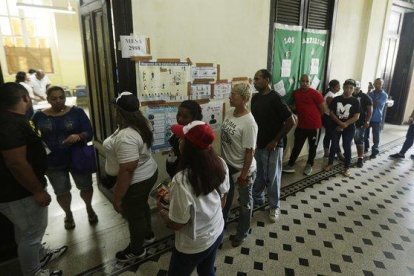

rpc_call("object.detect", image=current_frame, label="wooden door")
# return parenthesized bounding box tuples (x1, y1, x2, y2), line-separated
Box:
(380, 7, 404, 94)
(386, 11, 414, 124)
(80, 0, 116, 195)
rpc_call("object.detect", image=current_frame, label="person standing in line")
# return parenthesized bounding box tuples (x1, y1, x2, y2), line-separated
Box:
(325, 79, 360, 177)
(352, 81, 373, 167)
(158, 121, 229, 276)
(322, 79, 344, 159)
(221, 83, 258, 247)
(283, 74, 326, 176)
(389, 109, 414, 160)
(103, 92, 158, 262)
(0, 83, 66, 276)
(166, 100, 202, 179)
(364, 78, 388, 159)
(32, 86, 98, 230)
(251, 69, 296, 222)
(30, 70, 51, 101)
(15, 71, 35, 118)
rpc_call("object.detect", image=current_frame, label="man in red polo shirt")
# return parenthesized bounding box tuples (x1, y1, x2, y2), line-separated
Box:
(283, 74, 325, 176)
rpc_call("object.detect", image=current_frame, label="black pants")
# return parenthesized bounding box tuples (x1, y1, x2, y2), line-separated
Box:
(122, 170, 158, 253)
(400, 124, 414, 155)
(288, 128, 321, 167)
(328, 126, 355, 168)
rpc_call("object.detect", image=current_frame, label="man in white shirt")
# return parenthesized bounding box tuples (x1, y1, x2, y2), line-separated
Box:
(30, 70, 51, 101)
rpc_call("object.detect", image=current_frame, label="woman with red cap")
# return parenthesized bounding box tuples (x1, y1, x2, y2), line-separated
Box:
(158, 121, 229, 276)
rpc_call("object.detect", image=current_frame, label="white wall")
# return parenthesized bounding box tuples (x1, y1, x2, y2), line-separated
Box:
(329, 0, 391, 90)
(131, 0, 270, 80)
(131, 0, 271, 182)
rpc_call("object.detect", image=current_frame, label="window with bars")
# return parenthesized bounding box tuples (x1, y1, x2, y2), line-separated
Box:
(274, 0, 334, 30)
(0, 0, 54, 74)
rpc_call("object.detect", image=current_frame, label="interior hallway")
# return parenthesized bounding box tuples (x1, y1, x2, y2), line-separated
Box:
(0, 124, 413, 275)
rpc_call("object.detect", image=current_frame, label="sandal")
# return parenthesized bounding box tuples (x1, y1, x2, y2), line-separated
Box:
(324, 164, 333, 172)
(64, 216, 75, 230)
(88, 212, 98, 224)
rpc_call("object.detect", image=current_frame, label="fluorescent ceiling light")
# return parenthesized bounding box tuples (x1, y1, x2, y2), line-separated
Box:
(16, 3, 76, 14)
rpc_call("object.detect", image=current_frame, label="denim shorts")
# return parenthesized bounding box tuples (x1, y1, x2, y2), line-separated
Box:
(46, 166, 93, 196)
(354, 127, 366, 145)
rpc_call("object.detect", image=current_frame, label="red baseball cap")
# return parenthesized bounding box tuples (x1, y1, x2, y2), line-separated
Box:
(171, 121, 215, 149)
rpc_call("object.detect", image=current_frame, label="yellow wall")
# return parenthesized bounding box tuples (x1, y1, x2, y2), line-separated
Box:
(0, 0, 85, 88)
(52, 0, 86, 88)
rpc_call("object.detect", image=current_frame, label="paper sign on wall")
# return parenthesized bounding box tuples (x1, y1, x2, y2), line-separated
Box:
(281, 59, 292, 77)
(120, 35, 149, 58)
(201, 101, 223, 131)
(146, 106, 178, 150)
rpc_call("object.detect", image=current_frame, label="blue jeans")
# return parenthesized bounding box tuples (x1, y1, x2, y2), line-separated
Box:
(47, 166, 92, 196)
(168, 231, 223, 276)
(253, 147, 283, 209)
(222, 168, 255, 240)
(400, 124, 414, 154)
(329, 125, 355, 168)
(354, 126, 366, 145)
(0, 196, 48, 276)
(365, 122, 381, 154)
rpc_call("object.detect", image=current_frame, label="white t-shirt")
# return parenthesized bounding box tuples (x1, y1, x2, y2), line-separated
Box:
(221, 111, 258, 171)
(19, 82, 35, 100)
(324, 91, 335, 115)
(30, 75, 51, 99)
(102, 127, 157, 184)
(168, 158, 230, 254)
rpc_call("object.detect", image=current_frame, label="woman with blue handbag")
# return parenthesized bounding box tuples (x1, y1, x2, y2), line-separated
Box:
(32, 86, 97, 230)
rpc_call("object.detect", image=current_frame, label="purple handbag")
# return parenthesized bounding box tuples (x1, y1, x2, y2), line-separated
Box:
(70, 144, 97, 174)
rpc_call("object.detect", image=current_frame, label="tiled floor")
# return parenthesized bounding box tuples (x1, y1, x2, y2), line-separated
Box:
(1, 124, 413, 276)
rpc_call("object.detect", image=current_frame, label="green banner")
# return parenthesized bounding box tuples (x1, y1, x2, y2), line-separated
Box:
(298, 28, 329, 92)
(271, 23, 302, 105)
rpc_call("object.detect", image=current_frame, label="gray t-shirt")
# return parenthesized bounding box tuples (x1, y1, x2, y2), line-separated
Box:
(221, 111, 258, 171)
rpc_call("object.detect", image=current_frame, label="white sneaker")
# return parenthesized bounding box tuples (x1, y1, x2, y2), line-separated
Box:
(35, 269, 63, 276)
(303, 164, 313, 176)
(40, 246, 68, 268)
(283, 165, 295, 173)
(269, 208, 280, 223)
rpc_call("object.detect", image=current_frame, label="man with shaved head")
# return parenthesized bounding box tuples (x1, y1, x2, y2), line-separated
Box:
(364, 78, 388, 159)
(30, 69, 51, 101)
(283, 74, 326, 176)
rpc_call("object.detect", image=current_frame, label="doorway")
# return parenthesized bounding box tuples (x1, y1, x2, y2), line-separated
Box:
(382, 4, 414, 124)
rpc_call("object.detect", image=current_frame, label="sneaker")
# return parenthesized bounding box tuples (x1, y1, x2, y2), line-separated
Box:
(35, 269, 63, 276)
(389, 153, 404, 159)
(64, 216, 75, 230)
(143, 232, 155, 246)
(231, 237, 245, 247)
(283, 165, 295, 173)
(303, 164, 312, 176)
(269, 208, 280, 223)
(40, 246, 68, 268)
(342, 169, 351, 177)
(115, 246, 146, 262)
(356, 158, 364, 168)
